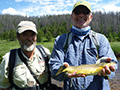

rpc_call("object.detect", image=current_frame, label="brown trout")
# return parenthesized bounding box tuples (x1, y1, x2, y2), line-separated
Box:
(55, 62, 116, 76)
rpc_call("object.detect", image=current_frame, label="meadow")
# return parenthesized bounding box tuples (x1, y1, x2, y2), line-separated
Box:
(0, 40, 54, 62)
(0, 40, 120, 62)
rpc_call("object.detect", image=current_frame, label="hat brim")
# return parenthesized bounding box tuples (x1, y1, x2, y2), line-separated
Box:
(18, 26, 37, 34)
(72, 1, 92, 12)
(72, 5, 91, 12)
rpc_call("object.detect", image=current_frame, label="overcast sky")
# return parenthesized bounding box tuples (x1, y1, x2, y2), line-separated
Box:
(0, 0, 120, 16)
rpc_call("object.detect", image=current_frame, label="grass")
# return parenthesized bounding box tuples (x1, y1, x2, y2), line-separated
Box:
(0, 40, 120, 62)
(0, 40, 20, 60)
(38, 41, 54, 53)
(0, 40, 54, 62)
(110, 42, 120, 54)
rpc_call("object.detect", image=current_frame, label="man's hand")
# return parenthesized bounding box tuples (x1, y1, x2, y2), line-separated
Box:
(64, 62, 86, 78)
(98, 57, 116, 76)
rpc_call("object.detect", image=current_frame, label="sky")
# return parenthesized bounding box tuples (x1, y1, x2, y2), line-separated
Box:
(0, 0, 120, 17)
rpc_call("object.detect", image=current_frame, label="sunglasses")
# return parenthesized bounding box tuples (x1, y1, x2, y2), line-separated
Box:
(74, 10, 90, 15)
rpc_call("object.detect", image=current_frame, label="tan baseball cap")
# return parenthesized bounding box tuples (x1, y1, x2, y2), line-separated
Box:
(72, 0, 92, 12)
(17, 21, 37, 34)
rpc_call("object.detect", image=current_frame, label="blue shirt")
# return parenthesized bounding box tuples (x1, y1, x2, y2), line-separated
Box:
(49, 30, 118, 90)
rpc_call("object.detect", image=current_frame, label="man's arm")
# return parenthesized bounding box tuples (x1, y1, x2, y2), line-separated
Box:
(0, 52, 11, 89)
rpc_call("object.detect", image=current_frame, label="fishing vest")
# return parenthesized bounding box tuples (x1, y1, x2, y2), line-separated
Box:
(8, 45, 51, 90)
(63, 30, 100, 58)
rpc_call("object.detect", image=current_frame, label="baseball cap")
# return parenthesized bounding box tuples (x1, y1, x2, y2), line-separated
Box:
(17, 21, 37, 34)
(72, 0, 92, 12)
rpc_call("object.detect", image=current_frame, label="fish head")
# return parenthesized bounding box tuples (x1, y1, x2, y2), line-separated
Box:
(55, 65, 65, 76)
(62, 66, 74, 73)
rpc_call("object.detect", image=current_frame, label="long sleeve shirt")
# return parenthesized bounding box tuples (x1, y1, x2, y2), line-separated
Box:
(49, 30, 118, 90)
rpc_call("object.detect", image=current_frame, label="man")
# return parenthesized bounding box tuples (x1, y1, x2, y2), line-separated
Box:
(49, 0, 118, 90)
(0, 21, 51, 90)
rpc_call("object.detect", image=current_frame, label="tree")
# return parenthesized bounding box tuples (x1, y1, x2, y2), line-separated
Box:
(3, 31, 9, 40)
(117, 31, 120, 41)
(9, 29, 16, 41)
(0, 13, 120, 42)
(46, 30, 52, 42)
(37, 28, 44, 42)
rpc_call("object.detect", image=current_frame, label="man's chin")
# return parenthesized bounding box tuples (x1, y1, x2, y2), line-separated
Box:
(23, 45, 35, 51)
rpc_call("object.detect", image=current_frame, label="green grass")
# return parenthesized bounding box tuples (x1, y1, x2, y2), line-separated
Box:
(110, 42, 120, 54)
(0, 40, 20, 61)
(37, 41, 54, 53)
(0, 40, 54, 62)
(0, 40, 120, 62)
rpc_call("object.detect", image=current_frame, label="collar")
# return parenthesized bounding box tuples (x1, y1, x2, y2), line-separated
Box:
(71, 26, 91, 36)
(71, 30, 91, 41)
(72, 26, 91, 33)
(20, 48, 36, 61)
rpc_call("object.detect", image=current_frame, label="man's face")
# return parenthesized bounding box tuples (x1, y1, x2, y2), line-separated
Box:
(17, 30, 37, 51)
(71, 5, 93, 28)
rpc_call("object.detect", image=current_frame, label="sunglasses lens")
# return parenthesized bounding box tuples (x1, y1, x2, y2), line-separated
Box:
(75, 11, 80, 15)
(83, 11, 90, 15)
(74, 11, 90, 15)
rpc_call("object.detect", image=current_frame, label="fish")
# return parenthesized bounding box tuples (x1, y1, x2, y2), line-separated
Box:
(55, 62, 116, 76)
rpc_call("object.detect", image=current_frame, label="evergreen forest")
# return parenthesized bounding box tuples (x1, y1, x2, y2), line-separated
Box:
(0, 11, 120, 42)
